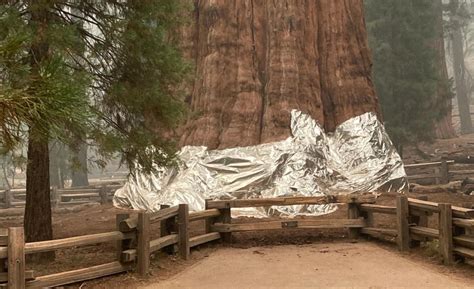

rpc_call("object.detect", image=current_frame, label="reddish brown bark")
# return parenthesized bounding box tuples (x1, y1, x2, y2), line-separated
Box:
(25, 125, 53, 260)
(180, 0, 381, 149)
(24, 1, 54, 260)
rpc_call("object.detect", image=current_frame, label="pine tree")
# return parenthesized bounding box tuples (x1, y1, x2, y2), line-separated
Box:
(446, 0, 473, 134)
(365, 0, 452, 152)
(0, 0, 189, 254)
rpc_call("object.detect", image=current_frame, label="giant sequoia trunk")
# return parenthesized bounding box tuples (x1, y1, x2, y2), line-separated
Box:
(180, 0, 381, 149)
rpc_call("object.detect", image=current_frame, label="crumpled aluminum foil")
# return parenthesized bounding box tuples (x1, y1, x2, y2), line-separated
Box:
(113, 110, 407, 217)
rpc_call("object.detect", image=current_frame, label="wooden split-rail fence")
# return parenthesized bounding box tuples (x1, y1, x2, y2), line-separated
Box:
(405, 159, 474, 185)
(0, 193, 473, 288)
(0, 182, 125, 209)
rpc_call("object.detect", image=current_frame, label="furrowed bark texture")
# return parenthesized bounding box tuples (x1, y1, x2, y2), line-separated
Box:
(25, 125, 53, 260)
(180, 0, 381, 149)
(24, 1, 54, 261)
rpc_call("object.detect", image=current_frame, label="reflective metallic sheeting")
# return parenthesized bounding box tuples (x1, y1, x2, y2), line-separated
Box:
(113, 110, 407, 217)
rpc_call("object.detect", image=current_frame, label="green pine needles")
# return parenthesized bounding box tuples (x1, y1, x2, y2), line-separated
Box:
(0, 0, 190, 172)
(365, 0, 451, 151)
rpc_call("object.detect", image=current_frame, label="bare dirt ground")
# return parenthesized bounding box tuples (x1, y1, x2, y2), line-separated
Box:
(0, 136, 473, 287)
(145, 242, 472, 289)
(1, 191, 472, 288)
(403, 133, 474, 163)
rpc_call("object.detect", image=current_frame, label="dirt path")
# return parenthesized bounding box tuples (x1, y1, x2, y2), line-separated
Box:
(143, 242, 472, 289)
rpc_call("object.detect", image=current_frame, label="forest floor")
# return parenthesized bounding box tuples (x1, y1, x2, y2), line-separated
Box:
(403, 133, 474, 163)
(0, 135, 474, 288)
(0, 190, 472, 288)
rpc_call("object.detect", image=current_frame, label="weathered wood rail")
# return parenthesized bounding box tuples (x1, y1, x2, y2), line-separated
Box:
(360, 195, 474, 265)
(0, 193, 472, 287)
(405, 159, 474, 185)
(0, 181, 124, 209)
(205, 193, 376, 242)
(0, 226, 133, 289)
(119, 203, 222, 275)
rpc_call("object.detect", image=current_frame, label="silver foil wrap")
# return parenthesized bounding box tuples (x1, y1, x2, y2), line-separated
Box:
(113, 110, 407, 217)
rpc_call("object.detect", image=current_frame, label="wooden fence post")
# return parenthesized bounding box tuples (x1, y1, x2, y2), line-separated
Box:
(137, 212, 150, 276)
(347, 198, 360, 239)
(217, 203, 232, 243)
(116, 213, 130, 261)
(178, 204, 190, 260)
(438, 203, 454, 265)
(396, 195, 410, 251)
(8, 227, 25, 289)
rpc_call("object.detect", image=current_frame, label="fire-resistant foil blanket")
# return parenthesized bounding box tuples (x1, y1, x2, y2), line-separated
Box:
(113, 110, 407, 217)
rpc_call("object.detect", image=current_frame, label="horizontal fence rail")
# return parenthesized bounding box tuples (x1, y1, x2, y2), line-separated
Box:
(407, 198, 474, 218)
(189, 209, 221, 221)
(359, 204, 396, 215)
(359, 195, 474, 265)
(210, 218, 366, 232)
(0, 180, 125, 210)
(0, 231, 134, 259)
(0, 193, 472, 287)
(206, 194, 376, 209)
(25, 261, 131, 289)
(405, 159, 474, 185)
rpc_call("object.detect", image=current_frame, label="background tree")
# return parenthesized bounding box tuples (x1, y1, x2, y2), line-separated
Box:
(435, 0, 457, 139)
(70, 143, 88, 187)
(1, 1, 91, 252)
(0, 149, 26, 189)
(446, 0, 474, 134)
(0, 0, 189, 253)
(49, 141, 70, 189)
(365, 0, 452, 153)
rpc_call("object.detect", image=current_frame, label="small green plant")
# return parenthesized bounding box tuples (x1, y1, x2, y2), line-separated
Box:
(422, 239, 440, 258)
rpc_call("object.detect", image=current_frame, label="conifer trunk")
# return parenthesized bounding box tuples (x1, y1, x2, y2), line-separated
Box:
(180, 0, 381, 149)
(25, 125, 53, 254)
(71, 144, 89, 187)
(49, 142, 64, 189)
(451, 0, 473, 134)
(435, 0, 456, 139)
(24, 1, 54, 260)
